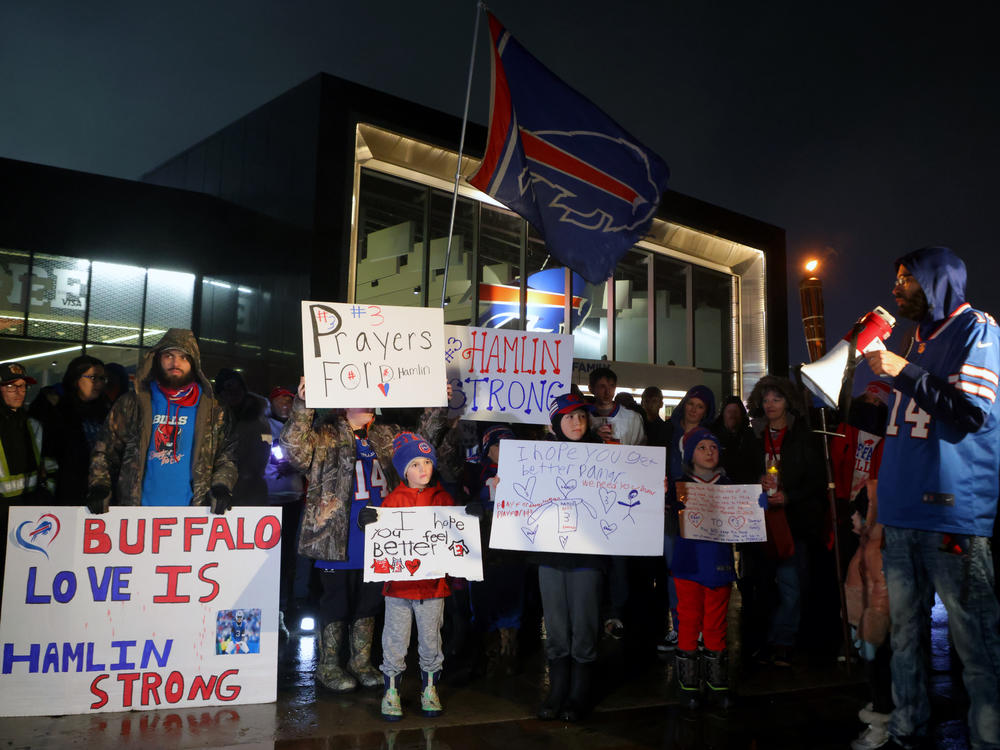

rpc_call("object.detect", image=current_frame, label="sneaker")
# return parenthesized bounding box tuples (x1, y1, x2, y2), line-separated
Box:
(771, 645, 793, 668)
(604, 618, 625, 640)
(850, 722, 890, 750)
(858, 702, 892, 726)
(657, 628, 679, 653)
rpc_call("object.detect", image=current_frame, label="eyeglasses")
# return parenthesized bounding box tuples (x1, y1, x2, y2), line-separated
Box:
(1, 383, 28, 392)
(894, 274, 915, 288)
(81, 375, 108, 383)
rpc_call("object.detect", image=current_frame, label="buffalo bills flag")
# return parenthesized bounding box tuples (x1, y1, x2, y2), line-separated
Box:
(468, 12, 670, 284)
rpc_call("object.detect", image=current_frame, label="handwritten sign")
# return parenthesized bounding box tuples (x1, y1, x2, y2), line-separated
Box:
(676, 483, 767, 543)
(490, 440, 666, 556)
(363, 507, 483, 582)
(443, 326, 573, 425)
(301, 301, 446, 408)
(0, 507, 280, 717)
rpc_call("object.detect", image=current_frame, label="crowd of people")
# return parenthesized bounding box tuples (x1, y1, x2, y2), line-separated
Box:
(0, 246, 998, 748)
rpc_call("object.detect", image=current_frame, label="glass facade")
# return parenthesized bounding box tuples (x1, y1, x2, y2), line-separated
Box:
(352, 165, 741, 398)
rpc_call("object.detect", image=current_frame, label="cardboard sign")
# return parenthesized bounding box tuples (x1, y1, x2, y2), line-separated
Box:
(490, 440, 666, 556)
(676, 483, 767, 543)
(301, 301, 446, 408)
(444, 326, 573, 425)
(363, 506, 483, 582)
(0, 507, 280, 717)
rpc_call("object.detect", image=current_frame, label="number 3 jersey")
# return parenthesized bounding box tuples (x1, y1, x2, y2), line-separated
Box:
(878, 302, 1000, 537)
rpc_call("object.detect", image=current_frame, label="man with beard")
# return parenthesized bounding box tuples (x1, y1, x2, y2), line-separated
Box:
(87, 329, 237, 511)
(865, 247, 1000, 750)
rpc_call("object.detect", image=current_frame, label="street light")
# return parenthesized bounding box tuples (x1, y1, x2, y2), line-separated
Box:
(799, 258, 827, 363)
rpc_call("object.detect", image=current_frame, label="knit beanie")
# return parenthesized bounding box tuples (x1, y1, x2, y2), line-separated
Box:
(481, 425, 516, 456)
(682, 426, 721, 467)
(392, 431, 437, 480)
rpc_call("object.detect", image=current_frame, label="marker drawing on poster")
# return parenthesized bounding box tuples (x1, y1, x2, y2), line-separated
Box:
(363, 506, 483, 582)
(301, 301, 446, 408)
(444, 326, 573, 425)
(0, 507, 281, 717)
(490, 440, 665, 556)
(676, 482, 767, 543)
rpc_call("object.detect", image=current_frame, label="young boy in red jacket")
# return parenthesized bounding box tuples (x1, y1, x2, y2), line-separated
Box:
(359, 431, 454, 721)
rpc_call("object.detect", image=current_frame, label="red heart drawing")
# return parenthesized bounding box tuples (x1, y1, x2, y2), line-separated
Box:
(404, 559, 421, 576)
(728, 515, 746, 530)
(378, 383, 390, 397)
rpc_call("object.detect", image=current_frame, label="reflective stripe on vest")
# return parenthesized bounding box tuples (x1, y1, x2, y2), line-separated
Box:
(0, 417, 49, 498)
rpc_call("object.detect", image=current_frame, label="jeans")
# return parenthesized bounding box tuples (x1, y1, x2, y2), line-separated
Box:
(768, 539, 808, 647)
(883, 526, 1000, 750)
(538, 566, 603, 663)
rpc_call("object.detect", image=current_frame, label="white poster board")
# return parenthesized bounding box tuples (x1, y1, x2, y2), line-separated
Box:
(676, 483, 767, 543)
(444, 326, 573, 425)
(0, 507, 280, 717)
(301, 301, 446, 408)
(363, 506, 483, 582)
(490, 440, 666, 556)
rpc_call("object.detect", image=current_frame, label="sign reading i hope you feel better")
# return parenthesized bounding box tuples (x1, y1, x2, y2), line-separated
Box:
(302, 301, 447, 408)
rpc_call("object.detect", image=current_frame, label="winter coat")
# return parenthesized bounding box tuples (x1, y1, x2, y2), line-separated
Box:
(844, 483, 890, 647)
(30, 389, 109, 504)
(747, 376, 826, 540)
(88, 328, 237, 507)
(380, 482, 453, 600)
(711, 396, 758, 484)
(673, 472, 737, 588)
(228, 392, 271, 506)
(280, 400, 449, 562)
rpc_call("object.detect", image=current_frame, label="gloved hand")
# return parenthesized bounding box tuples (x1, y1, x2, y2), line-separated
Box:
(86, 484, 111, 514)
(464, 501, 485, 518)
(209, 485, 233, 515)
(357, 506, 378, 530)
(758, 492, 769, 510)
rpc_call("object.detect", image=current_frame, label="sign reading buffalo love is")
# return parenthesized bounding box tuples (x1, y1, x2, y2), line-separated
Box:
(676, 483, 767, 543)
(363, 506, 483, 583)
(301, 301, 446, 408)
(444, 325, 573, 425)
(0, 507, 280, 717)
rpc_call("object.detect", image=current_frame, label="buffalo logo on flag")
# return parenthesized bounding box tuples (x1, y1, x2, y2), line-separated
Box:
(469, 13, 670, 284)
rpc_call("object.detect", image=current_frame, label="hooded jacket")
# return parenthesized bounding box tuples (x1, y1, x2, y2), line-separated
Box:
(666, 385, 717, 482)
(877, 246, 1000, 536)
(711, 396, 758, 484)
(88, 329, 237, 507)
(280, 401, 450, 562)
(380, 481, 453, 600)
(747, 376, 826, 540)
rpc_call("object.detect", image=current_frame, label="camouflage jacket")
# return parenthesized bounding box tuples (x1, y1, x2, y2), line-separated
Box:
(281, 402, 451, 561)
(88, 329, 237, 507)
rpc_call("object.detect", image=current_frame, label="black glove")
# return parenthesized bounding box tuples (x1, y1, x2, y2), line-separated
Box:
(464, 501, 485, 518)
(357, 506, 379, 530)
(209, 485, 233, 515)
(86, 484, 111, 514)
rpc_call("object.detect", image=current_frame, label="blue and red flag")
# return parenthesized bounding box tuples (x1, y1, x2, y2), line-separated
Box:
(468, 12, 670, 284)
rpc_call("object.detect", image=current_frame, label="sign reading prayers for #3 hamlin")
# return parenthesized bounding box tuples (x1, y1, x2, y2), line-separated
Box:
(490, 440, 666, 556)
(302, 301, 447, 408)
(0, 507, 281, 717)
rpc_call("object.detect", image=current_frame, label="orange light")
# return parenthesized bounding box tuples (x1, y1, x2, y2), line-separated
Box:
(805, 259, 819, 274)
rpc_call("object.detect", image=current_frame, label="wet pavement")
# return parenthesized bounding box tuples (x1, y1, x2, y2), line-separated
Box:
(0, 597, 973, 749)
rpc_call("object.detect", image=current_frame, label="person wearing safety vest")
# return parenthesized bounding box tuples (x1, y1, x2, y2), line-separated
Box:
(0, 361, 57, 597)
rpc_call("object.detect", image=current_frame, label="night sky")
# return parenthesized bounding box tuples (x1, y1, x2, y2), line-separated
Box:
(3, 1, 997, 373)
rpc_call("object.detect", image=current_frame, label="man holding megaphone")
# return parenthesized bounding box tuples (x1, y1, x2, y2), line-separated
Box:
(862, 246, 1000, 750)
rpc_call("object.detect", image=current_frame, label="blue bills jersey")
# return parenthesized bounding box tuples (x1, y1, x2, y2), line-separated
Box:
(878, 304, 1000, 536)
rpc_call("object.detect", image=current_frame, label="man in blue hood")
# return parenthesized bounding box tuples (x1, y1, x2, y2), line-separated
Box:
(865, 246, 1000, 750)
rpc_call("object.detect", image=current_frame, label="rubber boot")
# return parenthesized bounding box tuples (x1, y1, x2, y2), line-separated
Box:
(420, 670, 443, 717)
(316, 622, 358, 692)
(499, 626, 519, 676)
(675, 649, 702, 710)
(347, 617, 382, 688)
(537, 657, 571, 720)
(559, 660, 593, 722)
(381, 672, 403, 721)
(703, 649, 734, 709)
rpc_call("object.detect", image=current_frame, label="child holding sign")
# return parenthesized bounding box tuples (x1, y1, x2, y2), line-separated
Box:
(673, 426, 765, 710)
(280, 379, 452, 695)
(359, 432, 455, 721)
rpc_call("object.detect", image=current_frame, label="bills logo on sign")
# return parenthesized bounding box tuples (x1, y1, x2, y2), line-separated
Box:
(14, 513, 61, 558)
(469, 12, 670, 284)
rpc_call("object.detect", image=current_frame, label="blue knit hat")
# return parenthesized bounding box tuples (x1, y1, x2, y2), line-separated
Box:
(548, 392, 593, 421)
(682, 426, 721, 467)
(392, 431, 437, 480)
(481, 425, 516, 455)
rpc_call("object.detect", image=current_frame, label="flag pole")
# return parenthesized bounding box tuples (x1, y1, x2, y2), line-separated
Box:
(440, 1, 484, 309)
